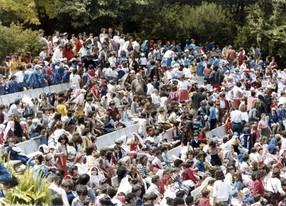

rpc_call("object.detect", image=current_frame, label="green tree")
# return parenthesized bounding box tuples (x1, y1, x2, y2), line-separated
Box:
(235, 0, 286, 62)
(139, 2, 233, 43)
(35, 0, 150, 33)
(0, 23, 42, 60)
(0, 0, 40, 25)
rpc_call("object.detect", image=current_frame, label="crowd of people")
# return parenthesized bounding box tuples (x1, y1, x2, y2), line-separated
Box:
(0, 28, 286, 206)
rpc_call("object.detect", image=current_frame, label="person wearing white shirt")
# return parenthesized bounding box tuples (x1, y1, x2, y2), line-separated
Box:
(52, 45, 63, 64)
(108, 53, 117, 68)
(183, 67, 192, 79)
(163, 49, 175, 68)
(266, 168, 285, 195)
(132, 40, 140, 53)
(146, 82, 155, 96)
(231, 109, 243, 134)
(151, 90, 161, 108)
(48, 174, 69, 206)
(212, 170, 232, 204)
(103, 67, 118, 80)
(231, 82, 244, 109)
(146, 175, 161, 197)
(69, 70, 81, 90)
(177, 78, 190, 102)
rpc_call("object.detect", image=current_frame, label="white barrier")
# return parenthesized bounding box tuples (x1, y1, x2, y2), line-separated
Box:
(95, 124, 140, 150)
(0, 83, 71, 106)
(206, 124, 226, 139)
(16, 135, 47, 155)
(166, 145, 181, 159)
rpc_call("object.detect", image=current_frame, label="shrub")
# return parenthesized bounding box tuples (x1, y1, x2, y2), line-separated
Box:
(0, 167, 51, 206)
(0, 23, 42, 61)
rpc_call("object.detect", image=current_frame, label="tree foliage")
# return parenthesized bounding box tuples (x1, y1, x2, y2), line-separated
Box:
(235, 0, 286, 60)
(35, 0, 150, 32)
(2, 0, 286, 63)
(139, 2, 233, 44)
(0, 0, 40, 25)
(0, 23, 42, 60)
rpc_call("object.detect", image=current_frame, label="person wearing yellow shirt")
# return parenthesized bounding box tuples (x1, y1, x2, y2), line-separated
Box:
(56, 98, 68, 116)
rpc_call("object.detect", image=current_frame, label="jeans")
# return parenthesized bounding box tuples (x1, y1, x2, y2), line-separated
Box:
(232, 122, 242, 135)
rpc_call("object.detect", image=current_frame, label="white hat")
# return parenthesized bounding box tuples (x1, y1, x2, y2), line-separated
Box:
(242, 188, 250, 195)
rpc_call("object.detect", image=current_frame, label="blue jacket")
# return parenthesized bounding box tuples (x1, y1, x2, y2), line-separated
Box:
(277, 107, 286, 122)
(268, 112, 279, 125)
(0, 164, 12, 183)
(5, 80, 20, 94)
(62, 71, 70, 83)
(197, 61, 205, 76)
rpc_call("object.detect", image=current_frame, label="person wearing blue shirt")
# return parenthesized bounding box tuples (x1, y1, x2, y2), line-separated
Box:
(62, 68, 71, 83)
(0, 163, 17, 198)
(132, 185, 143, 206)
(5, 76, 20, 94)
(268, 108, 281, 134)
(208, 101, 219, 130)
(0, 164, 12, 184)
(196, 58, 206, 77)
(277, 105, 286, 129)
(195, 153, 206, 172)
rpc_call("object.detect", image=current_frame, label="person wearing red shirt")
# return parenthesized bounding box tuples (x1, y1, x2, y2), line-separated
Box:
(159, 170, 171, 194)
(252, 170, 265, 196)
(63, 43, 75, 60)
(196, 189, 211, 206)
(107, 102, 120, 122)
(203, 64, 212, 81)
(182, 160, 199, 185)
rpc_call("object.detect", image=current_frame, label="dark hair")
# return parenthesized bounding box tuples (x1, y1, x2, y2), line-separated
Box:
(77, 174, 90, 185)
(132, 184, 142, 193)
(106, 187, 117, 198)
(173, 197, 185, 206)
(175, 190, 185, 198)
(51, 190, 64, 206)
(85, 147, 94, 156)
(215, 170, 225, 180)
(125, 193, 136, 203)
(151, 175, 159, 184)
(76, 184, 88, 196)
(58, 134, 68, 143)
(185, 195, 193, 205)
(35, 154, 44, 164)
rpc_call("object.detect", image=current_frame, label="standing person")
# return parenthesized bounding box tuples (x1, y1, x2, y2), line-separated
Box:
(208, 101, 219, 130)
(209, 66, 224, 92)
(55, 134, 69, 176)
(231, 82, 244, 109)
(218, 93, 230, 123)
(212, 170, 232, 205)
(208, 141, 222, 166)
(69, 69, 81, 90)
(247, 90, 257, 112)
(258, 113, 272, 138)
(177, 76, 190, 102)
(226, 45, 237, 66)
(231, 108, 243, 135)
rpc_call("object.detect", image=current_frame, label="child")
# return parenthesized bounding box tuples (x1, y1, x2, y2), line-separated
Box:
(196, 189, 211, 206)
